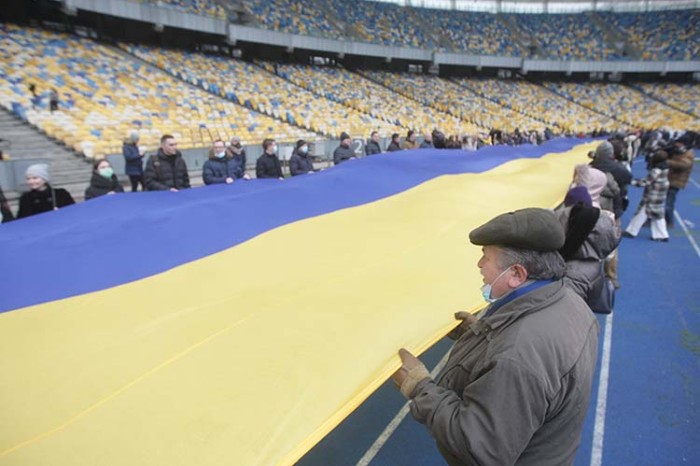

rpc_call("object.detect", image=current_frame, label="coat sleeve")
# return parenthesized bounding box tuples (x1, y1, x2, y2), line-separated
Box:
(667, 152, 693, 171)
(181, 159, 191, 189)
(202, 161, 224, 185)
(56, 189, 75, 207)
(143, 156, 170, 191)
(289, 155, 301, 176)
(409, 359, 547, 466)
(123, 145, 140, 161)
(255, 157, 266, 178)
(233, 159, 244, 179)
(16, 194, 30, 219)
(113, 178, 125, 193)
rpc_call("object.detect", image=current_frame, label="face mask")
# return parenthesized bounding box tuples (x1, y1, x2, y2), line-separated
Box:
(270, 145, 278, 154)
(480, 267, 512, 303)
(215, 151, 226, 158)
(98, 167, 114, 179)
(299, 145, 308, 154)
(232, 145, 242, 154)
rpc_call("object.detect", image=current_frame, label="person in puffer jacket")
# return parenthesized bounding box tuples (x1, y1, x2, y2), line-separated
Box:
(202, 140, 244, 185)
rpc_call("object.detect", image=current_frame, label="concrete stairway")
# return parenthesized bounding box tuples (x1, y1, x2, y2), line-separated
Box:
(0, 107, 92, 204)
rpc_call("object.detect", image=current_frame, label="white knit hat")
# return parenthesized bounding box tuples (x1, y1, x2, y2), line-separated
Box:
(26, 163, 50, 182)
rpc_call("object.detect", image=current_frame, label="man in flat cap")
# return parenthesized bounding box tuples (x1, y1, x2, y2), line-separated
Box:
(392, 208, 599, 466)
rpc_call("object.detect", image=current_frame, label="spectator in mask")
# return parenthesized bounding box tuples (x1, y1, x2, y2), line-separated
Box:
(226, 136, 251, 180)
(387, 133, 401, 152)
(85, 159, 124, 200)
(17, 164, 75, 219)
(420, 132, 434, 149)
(289, 140, 315, 176)
(365, 131, 382, 156)
(256, 138, 283, 179)
(391, 208, 598, 466)
(203, 139, 244, 185)
(333, 132, 356, 165)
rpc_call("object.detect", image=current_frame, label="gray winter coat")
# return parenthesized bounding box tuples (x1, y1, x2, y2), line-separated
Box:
(333, 144, 356, 165)
(410, 281, 599, 466)
(556, 206, 620, 300)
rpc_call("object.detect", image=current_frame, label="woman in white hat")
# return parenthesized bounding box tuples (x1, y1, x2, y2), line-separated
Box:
(17, 164, 75, 219)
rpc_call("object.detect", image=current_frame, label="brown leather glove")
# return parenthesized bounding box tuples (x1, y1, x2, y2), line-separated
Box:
(391, 348, 431, 399)
(446, 311, 478, 340)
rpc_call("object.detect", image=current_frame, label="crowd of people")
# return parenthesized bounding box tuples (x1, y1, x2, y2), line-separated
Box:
(2, 122, 696, 465)
(389, 132, 694, 465)
(3, 129, 694, 228)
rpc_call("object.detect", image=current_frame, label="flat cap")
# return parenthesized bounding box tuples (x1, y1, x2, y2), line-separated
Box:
(469, 208, 565, 252)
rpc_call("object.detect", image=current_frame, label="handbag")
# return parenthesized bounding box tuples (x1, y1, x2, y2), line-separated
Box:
(587, 261, 615, 314)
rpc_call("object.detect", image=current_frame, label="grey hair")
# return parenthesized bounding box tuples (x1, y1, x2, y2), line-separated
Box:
(497, 246, 566, 280)
(129, 131, 140, 143)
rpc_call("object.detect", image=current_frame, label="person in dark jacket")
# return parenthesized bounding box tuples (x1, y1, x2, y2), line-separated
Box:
(17, 164, 75, 219)
(203, 140, 244, 185)
(289, 140, 315, 176)
(143, 134, 190, 192)
(365, 131, 382, 156)
(85, 159, 124, 200)
(226, 136, 250, 180)
(590, 141, 631, 288)
(256, 138, 283, 179)
(386, 133, 401, 152)
(123, 131, 144, 192)
(590, 141, 632, 217)
(333, 132, 356, 165)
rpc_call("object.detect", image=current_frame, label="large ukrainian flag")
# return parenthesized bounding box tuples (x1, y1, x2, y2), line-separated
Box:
(0, 139, 594, 465)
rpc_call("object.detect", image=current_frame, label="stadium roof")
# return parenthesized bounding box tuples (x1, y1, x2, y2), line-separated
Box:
(372, 0, 700, 13)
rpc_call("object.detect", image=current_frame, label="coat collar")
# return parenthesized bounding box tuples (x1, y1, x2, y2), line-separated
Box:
(474, 280, 566, 336)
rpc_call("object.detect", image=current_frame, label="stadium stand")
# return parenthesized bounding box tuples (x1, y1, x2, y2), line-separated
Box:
(510, 13, 621, 60)
(425, 9, 521, 56)
(245, 0, 343, 39)
(634, 82, 700, 118)
(455, 78, 615, 134)
(361, 71, 543, 133)
(599, 10, 700, 61)
(240, 2, 699, 62)
(319, 0, 435, 48)
(543, 81, 700, 130)
(271, 63, 476, 137)
(0, 24, 317, 158)
(122, 44, 401, 139)
(146, 0, 226, 20)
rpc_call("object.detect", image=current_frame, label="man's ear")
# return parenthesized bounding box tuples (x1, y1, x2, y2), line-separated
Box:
(508, 264, 529, 287)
